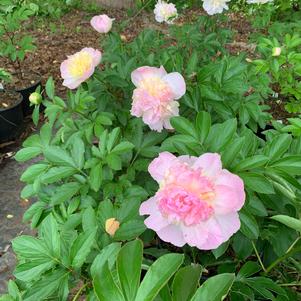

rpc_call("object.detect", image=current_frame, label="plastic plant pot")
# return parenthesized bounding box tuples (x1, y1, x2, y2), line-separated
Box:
(0, 90, 23, 143)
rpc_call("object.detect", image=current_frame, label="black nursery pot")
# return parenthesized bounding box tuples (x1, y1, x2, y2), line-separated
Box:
(0, 91, 23, 143)
(16, 73, 42, 116)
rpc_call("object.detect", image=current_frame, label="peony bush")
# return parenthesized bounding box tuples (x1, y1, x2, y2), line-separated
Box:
(1, 2, 301, 301)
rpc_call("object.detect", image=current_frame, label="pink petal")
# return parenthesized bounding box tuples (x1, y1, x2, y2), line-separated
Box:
(216, 170, 245, 210)
(193, 153, 222, 179)
(163, 72, 186, 99)
(131, 66, 167, 87)
(82, 48, 102, 66)
(148, 152, 177, 183)
(182, 223, 208, 248)
(178, 155, 198, 166)
(157, 224, 186, 247)
(198, 213, 240, 250)
(197, 218, 223, 250)
(216, 212, 241, 239)
(62, 77, 83, 90)
(214, 185, 243, 214)
(139, 197, 158, 215)
(143, 214, 169, 232)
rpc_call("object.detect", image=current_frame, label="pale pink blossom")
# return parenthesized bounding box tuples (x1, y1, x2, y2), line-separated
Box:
(140, 152, 245, 250)
(154, 1, 178, 24)
(60, 48, 102, 89)
(90, 14, 114, 33)
(202, 0, 230, 15)
(247, 0, 273, 4)
(130, 66, 186, 132)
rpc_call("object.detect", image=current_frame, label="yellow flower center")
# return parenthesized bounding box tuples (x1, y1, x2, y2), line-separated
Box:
(140, 77, 170, 98)
(69, 52, 93, 77)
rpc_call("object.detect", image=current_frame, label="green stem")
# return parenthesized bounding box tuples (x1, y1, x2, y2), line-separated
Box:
(264, 246, 301, 275)
(72, 282, 88, 301)
(252, 241, 267, 273)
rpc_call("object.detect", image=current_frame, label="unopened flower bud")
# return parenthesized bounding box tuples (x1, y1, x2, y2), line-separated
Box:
(29, 92, 42, 105)
(105, 218, 120, 236)
(272, 47, 281, 57)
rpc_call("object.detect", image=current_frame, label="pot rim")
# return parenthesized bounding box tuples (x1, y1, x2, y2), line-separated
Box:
(0, 90, 23, 112)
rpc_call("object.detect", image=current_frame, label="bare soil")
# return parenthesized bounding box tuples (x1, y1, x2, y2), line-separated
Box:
(0, 90, 21, 110)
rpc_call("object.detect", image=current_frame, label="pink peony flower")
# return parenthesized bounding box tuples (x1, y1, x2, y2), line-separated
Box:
(154, 1, 178, 24)
(140, 152, 245, 250)
(90, 14, 114, 34)
(60, 48, 102, 89)
(130, 66, 186, 132)
(202, 0, 230, 15)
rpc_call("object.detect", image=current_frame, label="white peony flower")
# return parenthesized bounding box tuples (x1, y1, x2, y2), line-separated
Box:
(247, 0, 273, 4)
(202, 0, 230, 15)
(154, 0, 178, 24)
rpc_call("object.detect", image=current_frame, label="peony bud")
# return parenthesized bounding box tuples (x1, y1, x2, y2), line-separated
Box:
(105, 218, 120, 236)
(29, 92, 42, 105)
(272, 47, 281, 57)
(90, 15, 114, 34)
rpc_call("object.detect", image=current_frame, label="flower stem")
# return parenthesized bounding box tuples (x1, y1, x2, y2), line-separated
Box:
(264, 246, 301, 275)
(252, 241, 266, 273)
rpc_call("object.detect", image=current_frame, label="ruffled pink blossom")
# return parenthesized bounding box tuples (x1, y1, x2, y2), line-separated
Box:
(60, 48, 102, 89)
(202, 0, 230, 15)
(90, 14, 114, 33)
(140, 152, 245, 250)
(154, 1, 178, 24)
(130, 66, 186, 132)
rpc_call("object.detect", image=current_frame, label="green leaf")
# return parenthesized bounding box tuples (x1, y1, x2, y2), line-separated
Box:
(12, 236, 49, 260)
(7, 280, 21, 300)
(111, 141, 135, 155)
(196, 111, 211, 144)
(93, 262, 125, 301)
(264, 134, 292, 161)
(82, 206, 97, 232)
(41, 166, 76, 184)
(32, 105, 40, 126)
(89, 163, 103, 192)
(45, 76, 55, 99)
(237, 261, 261, 279)
(71, 137, 85, 169)
(107, 128, 121, 152)
(170, 116, 198, 140)
(44, 146, 76, 167)
(212, 241, 230, 259)
(239, 211, 259, 239)
(117, 240, 143, 301)
(135, 253, 184, 301)
(107, 153, 122, 170)
(91, 243, 121, 278)
(172, 265, 202, 301)
(206, 119, 237, 152)
(221, 137, 245, 167)
(245, 277, 287, 300)
(234, 155, 269, 171)
(14, 260, 55, 282)
(271, 155, 301, 175)
(21, 164, 48, 183)
(15, 147, 42, 162)
(23, 269, 68, 301)
(51, 182, 81, 205)
(271, 215, 301, 232)
(40, 214, 60, 257)
(239, 172, 275, 194)
(191, 273, 235, 301)
(114, 220, 146, 241)
(70, 228, 97, 269)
